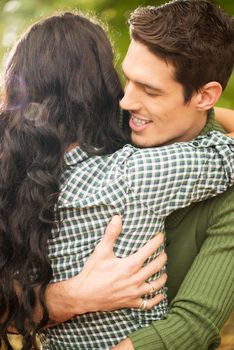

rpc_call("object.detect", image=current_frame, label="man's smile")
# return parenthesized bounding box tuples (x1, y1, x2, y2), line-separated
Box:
(129, 115, 152, 132)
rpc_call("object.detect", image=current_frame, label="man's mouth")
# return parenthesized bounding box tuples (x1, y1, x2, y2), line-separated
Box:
(132, 116, 150, 126)
(129, 116, 151, 132)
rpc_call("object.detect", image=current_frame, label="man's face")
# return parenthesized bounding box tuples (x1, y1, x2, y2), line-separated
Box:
(120, 40, 206, 147)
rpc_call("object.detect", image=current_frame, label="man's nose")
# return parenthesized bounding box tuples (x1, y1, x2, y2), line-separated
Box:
(120, 82, 140, 111)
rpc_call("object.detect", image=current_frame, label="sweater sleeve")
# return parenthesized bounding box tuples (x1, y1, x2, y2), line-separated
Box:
(129, 188, 234, 349)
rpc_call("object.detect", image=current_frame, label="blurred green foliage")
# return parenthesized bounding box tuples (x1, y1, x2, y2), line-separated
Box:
(0, 0, 233, 107)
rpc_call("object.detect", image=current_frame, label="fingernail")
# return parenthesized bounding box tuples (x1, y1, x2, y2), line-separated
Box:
(110, 215, 122, 225)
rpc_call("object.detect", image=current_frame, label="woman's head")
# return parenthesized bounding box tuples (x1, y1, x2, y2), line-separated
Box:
(2, 11, 127, 153)
(0, 13, 128, 349)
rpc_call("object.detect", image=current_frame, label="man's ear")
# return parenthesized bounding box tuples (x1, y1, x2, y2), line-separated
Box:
(196, 82, 222, 111)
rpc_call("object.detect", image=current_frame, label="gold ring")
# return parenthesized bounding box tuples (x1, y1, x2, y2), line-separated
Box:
(139, 299, 147, 311)
(147, 281, 155, 294)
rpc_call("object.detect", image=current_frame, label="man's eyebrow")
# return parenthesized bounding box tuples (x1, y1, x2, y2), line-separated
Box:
(121, 65, 164, 93)
(139, 82, 164, 93)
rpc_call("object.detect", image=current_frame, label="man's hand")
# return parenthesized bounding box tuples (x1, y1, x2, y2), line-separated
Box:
(112, 337, 134, 350)
(46, 215, 167, 323)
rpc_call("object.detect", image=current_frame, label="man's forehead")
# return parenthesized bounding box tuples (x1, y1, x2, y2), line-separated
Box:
(121, 63, 164, 92)
(122, 41, 176, 87)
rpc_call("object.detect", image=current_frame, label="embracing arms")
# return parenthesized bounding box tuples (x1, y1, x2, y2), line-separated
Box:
(43, 132, 234, 325)
(44, 187, 234, 350)
(42, 216, 167, 324)
(122, 187, 234, 350)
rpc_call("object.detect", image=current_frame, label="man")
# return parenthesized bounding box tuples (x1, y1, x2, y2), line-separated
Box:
(43, 1, 234, 349)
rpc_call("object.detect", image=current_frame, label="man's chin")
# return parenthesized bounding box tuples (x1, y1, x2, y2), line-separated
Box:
(131, 134, 175, 148)
(131, 140, 158, 149)
(131, 135, 160, 148)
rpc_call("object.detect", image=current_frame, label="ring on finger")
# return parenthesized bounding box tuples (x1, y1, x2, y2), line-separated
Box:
(139, 299, 148, 311)
(147, 281, 155, 294)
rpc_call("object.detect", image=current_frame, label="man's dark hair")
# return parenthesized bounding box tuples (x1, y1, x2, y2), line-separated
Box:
(129, 0, 234, 101)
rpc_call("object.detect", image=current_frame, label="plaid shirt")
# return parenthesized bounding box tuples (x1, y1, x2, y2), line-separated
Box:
(40, 131, 234, 349)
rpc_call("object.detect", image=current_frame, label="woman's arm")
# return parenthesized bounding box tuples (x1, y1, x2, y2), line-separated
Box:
(128, 133, 234, 218)
(214, 107, 234, 133)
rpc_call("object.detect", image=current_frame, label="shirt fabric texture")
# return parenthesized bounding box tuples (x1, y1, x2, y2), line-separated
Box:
(40, 131, 234, 349)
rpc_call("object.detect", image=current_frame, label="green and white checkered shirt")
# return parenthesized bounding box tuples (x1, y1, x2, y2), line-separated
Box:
(40, 131, 234, 349)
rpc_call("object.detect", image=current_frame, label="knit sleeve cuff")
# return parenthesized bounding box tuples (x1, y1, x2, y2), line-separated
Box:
(129, 324, 165, 350)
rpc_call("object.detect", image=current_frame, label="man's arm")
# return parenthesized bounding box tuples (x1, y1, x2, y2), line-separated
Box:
(44, 216, 167, 324)
(113, 188, 234, 350)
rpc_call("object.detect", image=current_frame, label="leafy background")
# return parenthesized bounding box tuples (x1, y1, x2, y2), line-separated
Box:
(0, 0, 233, 108)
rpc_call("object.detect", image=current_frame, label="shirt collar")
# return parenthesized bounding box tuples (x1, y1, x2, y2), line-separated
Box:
(64, 146, 89, 166)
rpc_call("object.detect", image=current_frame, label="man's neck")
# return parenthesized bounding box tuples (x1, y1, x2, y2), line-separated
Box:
(180, 111, 208, 142)
(166, 110, 213, 146)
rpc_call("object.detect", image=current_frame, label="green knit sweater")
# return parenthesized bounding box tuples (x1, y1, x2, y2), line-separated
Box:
(129, 114, 234, 349)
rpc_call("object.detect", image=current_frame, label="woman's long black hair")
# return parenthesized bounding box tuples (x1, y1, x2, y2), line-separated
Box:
(0, 12, 129, 349)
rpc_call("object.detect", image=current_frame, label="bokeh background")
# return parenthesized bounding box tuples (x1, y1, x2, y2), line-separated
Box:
(0, 1, 233, 349)
(0, 0, 233, 108)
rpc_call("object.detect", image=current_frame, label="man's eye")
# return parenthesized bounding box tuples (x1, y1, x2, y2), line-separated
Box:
(145, 90, 158, 97)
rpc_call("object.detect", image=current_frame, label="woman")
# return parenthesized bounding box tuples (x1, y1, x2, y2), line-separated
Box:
(0, 12, 233, 350)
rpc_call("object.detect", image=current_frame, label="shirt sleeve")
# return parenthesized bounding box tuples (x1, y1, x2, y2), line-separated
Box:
(129, 187, 234, 349)
(126, 132, 234, 217)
